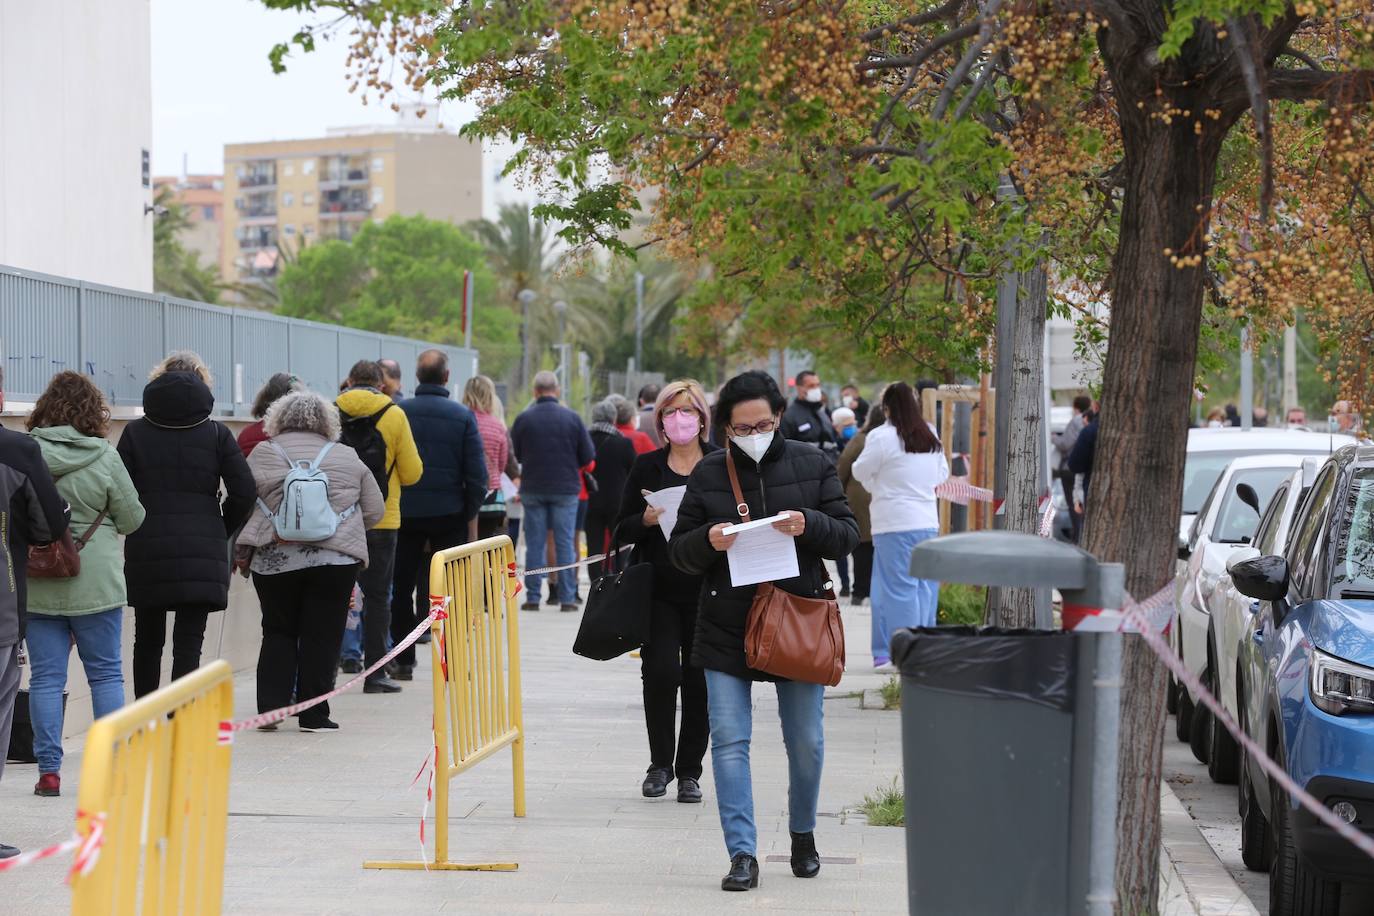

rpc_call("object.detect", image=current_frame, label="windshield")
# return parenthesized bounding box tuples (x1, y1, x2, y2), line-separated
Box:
(1332, 469, 1374, 595)
(1211, 467, 1295, 544)
(1183, 448, 1331, 514)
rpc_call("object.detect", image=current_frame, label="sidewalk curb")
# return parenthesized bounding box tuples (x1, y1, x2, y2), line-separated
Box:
(1159, 781, 1260, 916)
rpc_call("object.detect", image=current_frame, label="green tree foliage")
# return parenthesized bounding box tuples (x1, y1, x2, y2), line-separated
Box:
(152, 187, 224, 303)
(276, 214, 520, 377)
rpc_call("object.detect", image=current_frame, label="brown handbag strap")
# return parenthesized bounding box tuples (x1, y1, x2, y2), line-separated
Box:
(74, 509, 109, 549)
(724, 448, 752, 523)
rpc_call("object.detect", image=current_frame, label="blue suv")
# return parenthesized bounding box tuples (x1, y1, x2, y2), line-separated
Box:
(1232, 445, 1374, 914)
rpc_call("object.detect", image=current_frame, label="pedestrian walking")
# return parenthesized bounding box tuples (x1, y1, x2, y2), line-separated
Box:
(586, 400, 637, 579)
(851, 382, 949, 672)
(463, 374, 520, 541)
(670, 370, 858, 892)
(118, 352, 255, 698)
(510, 371, 594, 612)
(836, 404, 885, 607)
(335, 360, 423, 691)
(779, 370, 840, 462)
(389, 350, 487, 681)
(618, 380, 717, 804)
(1068, 408, 1099, 515)
(237, 373, 301, 459)
(1053, 395, 1091, 542)
(638, 383, 663, 448)
(236, 391, 385, 731)
(840, 384, 870, 427)
(828, 406, 858, 597)
(24, 372, 145, 797)
(0, 366, 69, 859)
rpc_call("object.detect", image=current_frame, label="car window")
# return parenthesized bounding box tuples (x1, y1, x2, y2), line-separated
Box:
(1210, 467, 1295, 544)
(1288, 467, 1337, 599)
(1330, 469, 1374, 596)
(1254, 481, 1290, 556)
(1189, 482, 1220, 549)
(1183, 452, 1251, 514)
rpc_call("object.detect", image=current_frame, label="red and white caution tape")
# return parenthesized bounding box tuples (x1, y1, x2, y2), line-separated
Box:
(412, 735, 437, 870)
(0, 811, 104, 880)
(934, 476, 995, 506)
(217, 597, 451, 741)
(518, 544, 633, 578)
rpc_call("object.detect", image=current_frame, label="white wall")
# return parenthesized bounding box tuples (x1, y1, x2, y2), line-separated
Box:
(0, 0, 153, 291)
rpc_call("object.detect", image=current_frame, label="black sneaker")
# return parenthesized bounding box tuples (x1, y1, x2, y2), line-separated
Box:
(299, 718, 339, 733)
(339, 658, 363, 674)
(677, 777, 703, 803)
(721, 854, 760, 891)
(641, 767, 672, 798)
(839, 586, 851, 598)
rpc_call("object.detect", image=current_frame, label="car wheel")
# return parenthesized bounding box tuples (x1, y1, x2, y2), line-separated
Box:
(1238, 740, 1272, 871)
(1270, 783, 1341, 916)
(1176, 685, 1194, 742)
(1207, 662, 1239, 784)
(1167, 671, 1179, 714)
(1189, 668, 1212, 764)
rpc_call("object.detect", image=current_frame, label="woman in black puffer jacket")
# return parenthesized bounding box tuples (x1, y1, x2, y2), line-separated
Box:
(117, 352, 254, 697)
(669, 370, 857, 893)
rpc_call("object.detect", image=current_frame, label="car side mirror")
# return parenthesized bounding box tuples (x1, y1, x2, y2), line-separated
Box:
(1236, 482, 1262, 514)
(1226, 546, 1261, 573)
(1231, 555, 1290, 602)
(1178, 534, 1191, 561)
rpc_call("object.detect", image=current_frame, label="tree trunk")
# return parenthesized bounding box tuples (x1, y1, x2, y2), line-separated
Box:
(1081, 87, 1228, 911)
(987, 263, 1048, 627)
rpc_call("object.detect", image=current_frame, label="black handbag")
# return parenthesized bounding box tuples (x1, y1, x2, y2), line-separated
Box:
(573, 537, 653, 661)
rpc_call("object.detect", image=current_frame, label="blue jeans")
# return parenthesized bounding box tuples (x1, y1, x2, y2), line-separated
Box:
(521, 493, 579, 604)
(871, 528, 940, 660)
(26, 610, 125, 773)
(705, 669, 825, 859)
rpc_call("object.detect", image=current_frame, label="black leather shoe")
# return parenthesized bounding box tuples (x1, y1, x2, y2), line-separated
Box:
(677, 777, 703, 803)
(392, 664, 414, 681)
(641, 767, 672, 798)
(0, 843, 19, 859)
(839, 586, 851, 597)
(721, 853, 759, 891)
(790, 831, 821, 878)
(363, 676, 402, 694)
(339, 658, 362, 674)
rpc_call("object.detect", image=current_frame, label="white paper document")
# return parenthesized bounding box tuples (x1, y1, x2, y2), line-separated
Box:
(645, 485, 688, 541)
(725, 514, 800, 587)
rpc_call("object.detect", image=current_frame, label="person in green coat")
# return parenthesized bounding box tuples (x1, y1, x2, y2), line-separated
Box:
(25, 372, 145, 798)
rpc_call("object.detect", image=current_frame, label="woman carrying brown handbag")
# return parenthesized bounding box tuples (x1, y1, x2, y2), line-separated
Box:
(668, 370, 858, 893)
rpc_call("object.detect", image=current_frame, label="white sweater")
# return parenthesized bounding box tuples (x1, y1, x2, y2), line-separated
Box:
(850, 424, 950, 534)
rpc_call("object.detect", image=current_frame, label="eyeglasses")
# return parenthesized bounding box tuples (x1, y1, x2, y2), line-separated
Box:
(662, 407, 699, 418)
(729, 418, 777, 437)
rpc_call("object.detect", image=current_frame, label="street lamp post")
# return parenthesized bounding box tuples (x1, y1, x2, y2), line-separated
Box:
(553, 299, 569, 395)
(517, 288, 536, 393)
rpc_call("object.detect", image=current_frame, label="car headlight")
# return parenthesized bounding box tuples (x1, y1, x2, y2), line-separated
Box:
(1309, 648, 1374, 716)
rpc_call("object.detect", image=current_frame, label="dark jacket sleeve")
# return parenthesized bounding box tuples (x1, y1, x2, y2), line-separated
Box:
(798, 459, 859, 560)
(668, 465, 720, 576)
(1067, 423, 1097, 475)
(504, 433, 520, 480)
(461, 415, 489, 522)
(217, 424, 257, 534)
(616, 457, 652, 544)
(18, 436, 68, 544)
(779, 405, 802, 441)
(575, 418, 595, 468)
(510, 414, 526, 464)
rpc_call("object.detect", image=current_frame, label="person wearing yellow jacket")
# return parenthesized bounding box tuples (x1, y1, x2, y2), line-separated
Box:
(335, 360, 423, 693)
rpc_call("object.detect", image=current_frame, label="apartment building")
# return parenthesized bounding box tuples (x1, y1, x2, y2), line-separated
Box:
(221, 127, 483, 286)
(153, 174, 224, 269)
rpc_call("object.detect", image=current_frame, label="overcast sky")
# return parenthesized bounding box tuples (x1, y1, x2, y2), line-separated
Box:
(150, 0, 525, 217)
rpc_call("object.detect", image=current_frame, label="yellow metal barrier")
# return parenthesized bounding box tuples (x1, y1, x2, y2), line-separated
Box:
(365, 535, 526, 872)
(71, 660, 234, 915)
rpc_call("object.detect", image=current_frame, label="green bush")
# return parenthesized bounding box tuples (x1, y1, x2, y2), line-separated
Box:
(861, 778, 905, 827)
(880, 675, 901, 709)
(937, 583, 985, 626)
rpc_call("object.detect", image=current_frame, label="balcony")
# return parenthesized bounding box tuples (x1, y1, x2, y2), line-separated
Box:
(239, 173, 276, 188)
(318, 156, 371, 189)
(319, 189, 371, 216)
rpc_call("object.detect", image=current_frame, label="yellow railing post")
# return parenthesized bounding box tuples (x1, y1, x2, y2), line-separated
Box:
(364, 534, 525, 872)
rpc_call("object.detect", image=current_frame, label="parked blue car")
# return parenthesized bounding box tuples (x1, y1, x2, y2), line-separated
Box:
(1232, 445, 1374, 915)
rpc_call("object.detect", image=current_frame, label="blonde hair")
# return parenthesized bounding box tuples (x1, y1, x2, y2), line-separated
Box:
(463, 374, 504, 422)
(654, 378, 710, 445)
(151, 350, 214, 386)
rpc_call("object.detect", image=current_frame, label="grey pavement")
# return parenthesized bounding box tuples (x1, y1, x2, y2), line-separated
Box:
(2, 590, 907, 915)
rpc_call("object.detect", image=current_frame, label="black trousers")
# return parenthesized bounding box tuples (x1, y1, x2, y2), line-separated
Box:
(253, 564, 359, 726)
(641, 596, 709, 780)
(391, 514, 468, 667)
(1060, 472, 1082, 543)
(133, 608, 211, 698)
(477, 513, 506, 542)
(584, 506, 617, 580)
(357, 529, 398, 681)
(852, 542, 875, 600)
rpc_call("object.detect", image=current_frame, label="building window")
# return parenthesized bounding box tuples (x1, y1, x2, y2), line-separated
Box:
(372, 157, 384, 172)
(371, 187, 384, 205)
(283, 224, 296, 236)
(303, 224, 315, 237)
(202, 205, 216, 221)
(303, 159, 315, 175)
(303, 192, 315, 205)
(283, 162, 295, 177)
(283, 192, 294, 207)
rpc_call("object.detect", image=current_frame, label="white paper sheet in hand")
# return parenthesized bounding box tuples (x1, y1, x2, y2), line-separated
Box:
(645, 485, 688, 541)
(499, 473, 519, 501)
(725, 514, 800, 587)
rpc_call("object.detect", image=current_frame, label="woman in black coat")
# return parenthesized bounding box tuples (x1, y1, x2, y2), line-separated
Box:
(669, 370, 857, 892)
(616, 380, 718, 806)
(117, 352, 255, 697)
(585, 400, 637, 580)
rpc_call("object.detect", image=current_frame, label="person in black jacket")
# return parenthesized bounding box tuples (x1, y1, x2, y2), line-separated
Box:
(0, 366, 70, 859)
(669, 371, 858, 892)
(616, 380, 718, 805)
(586, 400, 637, 580)
(117, 352, 255, 698)
(779, 369, 839, 462)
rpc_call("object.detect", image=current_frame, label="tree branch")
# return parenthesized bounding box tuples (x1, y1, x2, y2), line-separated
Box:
(860, 0, 967, 43)
(1266, 68, 1374, 104)
(856, 22, 981, 73)
(1227, 17, 1273, 219)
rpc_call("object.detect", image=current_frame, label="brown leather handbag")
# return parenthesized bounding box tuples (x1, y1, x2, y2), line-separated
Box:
(726, 449, 846, 686)
(28, 509, 107, 579)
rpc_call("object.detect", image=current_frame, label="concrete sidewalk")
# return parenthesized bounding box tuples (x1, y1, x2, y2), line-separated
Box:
(3, 598, 908, 914)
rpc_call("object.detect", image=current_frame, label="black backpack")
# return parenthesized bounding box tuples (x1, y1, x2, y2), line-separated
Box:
(339, 403, 395, 501)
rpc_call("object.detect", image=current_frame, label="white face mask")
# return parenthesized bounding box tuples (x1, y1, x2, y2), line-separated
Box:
(842, 396, 856, 409)
(804, 388, 823, 403)
(732, 431, 775, 464)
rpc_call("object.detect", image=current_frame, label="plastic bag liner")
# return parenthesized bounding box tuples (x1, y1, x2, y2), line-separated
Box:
(890, 626, 1075, 713)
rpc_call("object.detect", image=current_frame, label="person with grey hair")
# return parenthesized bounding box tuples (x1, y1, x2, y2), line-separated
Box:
(608, 394, 655, 454)
(236, 391, 385, 731)
(510, 371, 594, 611)
(586, 400, 636, 579)
(378, 358, 403, 401)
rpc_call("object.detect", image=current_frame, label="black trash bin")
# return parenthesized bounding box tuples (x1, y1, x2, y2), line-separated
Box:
(891, 626, 1090, 916)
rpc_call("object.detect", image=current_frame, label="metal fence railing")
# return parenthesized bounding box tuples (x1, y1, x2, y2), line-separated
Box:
(0, 263, 479, 414)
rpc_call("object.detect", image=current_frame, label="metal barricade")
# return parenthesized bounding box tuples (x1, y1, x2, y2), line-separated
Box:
(70, 660, 234, 915)
(365, 535, 526, 872)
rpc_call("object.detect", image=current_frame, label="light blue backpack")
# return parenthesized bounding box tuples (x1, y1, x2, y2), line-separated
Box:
(257, 441, 356, 542)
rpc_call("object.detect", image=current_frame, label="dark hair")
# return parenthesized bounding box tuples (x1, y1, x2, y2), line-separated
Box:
(862, 403, 887, 433)
(416, 349, 448, 386)
(28, 371, 111, 438)
(794, 369, 817, 387)
(1072, 394, 1092, 413)
(252, 372, 299, 419)
(379, 358, 402, 381)
(882, 382, 941, 453)
(347, 359, 384, 389)
(638, 382, 661, 405)
(714, 370, 786, 432)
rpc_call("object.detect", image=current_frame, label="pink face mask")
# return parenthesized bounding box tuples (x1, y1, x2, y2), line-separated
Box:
(662, 410, 701, 445)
